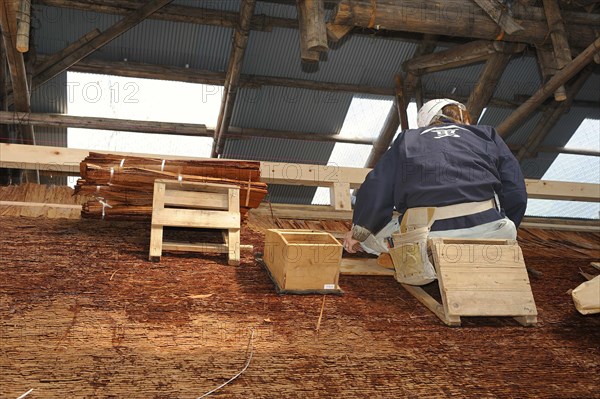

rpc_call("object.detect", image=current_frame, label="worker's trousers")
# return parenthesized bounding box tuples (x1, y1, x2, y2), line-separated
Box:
(360, 217, 517, 256)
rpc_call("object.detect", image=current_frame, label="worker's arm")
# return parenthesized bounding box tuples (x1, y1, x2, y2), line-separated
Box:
(351, 144, 398, 240)
(493, 129, 527, 227)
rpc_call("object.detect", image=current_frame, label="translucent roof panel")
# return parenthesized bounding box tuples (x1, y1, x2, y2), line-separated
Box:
(525, 118, 600, 219)
(67, 72, 218, 158)
(312, 97, 419, 205)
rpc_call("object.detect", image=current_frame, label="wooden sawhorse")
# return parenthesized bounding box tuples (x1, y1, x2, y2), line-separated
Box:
(401, 238, 538, 327)
(149, 179, 242, 265)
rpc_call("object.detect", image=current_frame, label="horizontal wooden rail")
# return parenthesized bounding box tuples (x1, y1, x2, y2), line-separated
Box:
(1, 144, 599, 205)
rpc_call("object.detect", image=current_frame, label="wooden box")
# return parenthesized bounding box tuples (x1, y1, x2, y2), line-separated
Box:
(263, 229, 343, 293)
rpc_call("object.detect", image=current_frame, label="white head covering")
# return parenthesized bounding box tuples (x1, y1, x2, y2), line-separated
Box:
(417, 98, 466, 127)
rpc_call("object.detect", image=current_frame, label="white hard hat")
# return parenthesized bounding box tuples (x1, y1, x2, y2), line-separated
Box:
(417, 98, 465, 128)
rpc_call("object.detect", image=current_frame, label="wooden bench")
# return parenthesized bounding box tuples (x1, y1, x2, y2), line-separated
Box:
(149, 179, 242, 265)
(402, 238, 538, 326)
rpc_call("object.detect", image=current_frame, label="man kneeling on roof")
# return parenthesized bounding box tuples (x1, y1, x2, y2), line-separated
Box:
(343, 99, 527, 285)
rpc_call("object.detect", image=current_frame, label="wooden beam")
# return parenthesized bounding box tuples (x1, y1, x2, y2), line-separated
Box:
(34, 30, 101, 77)
(32, 0, 174, 91)
(537, 146, 600, 157)
(330, 0, 599, 49)
(1, 143, 599, 203)
(212, 0, 256, 157)
(542, 0, 574, 101)
(472, 0, 525, 34)
(297, 0, 328, 52)
(404, 40, 524, 75)
(325, 22, 353, 42)
(42, 54, 596, 112)
(34, 0, 296, 31)
(1, 0, 36, 151)
(525, 179, 600, 201)
(467, 52, 513, 122)
(296, 1, 321, 63)
(364, 75, 407, 168)
(16, 0, 31, 52)
(516, 67, 592, 161)
(497, 36, 600, 138)
(0, 111, 374, 145)
(404, 34, 438, 105)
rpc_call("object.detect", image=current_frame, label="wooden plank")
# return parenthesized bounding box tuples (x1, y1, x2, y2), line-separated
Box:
(163, 190, 228, 210)
(439, 270, 531, 290)
(228, 188, 241, 265)
(591, 262, 600, 271)
(1, 143, 599, 203)
(149, 181, 165, 260)
(340, 258, 395, 276)
(162, 241, 253, 253)
(152, 208, 240, 229)
(400, 283, 461, 326)
(525, 179, 600, 202)
(444, 290, 537, 316)
(329, 182, 351, 211)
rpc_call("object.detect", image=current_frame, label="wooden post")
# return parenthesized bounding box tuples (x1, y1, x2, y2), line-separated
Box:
(516, 68, 592, 161)
(212, 0, 257, 157)
(403, 40, 521, 76)
(16, 0, 30, 52)
(32, 0, 174, 90)
(404, 34, 437, 106)
(497, 36, 600, 138)
(296, 1, 321, 63)
(467, 52, 513, 123)
(329, 182, 351, 211)
(297, 0, 328, 52)
(542, 0, 573, 101)
(364, 75, 408, 168)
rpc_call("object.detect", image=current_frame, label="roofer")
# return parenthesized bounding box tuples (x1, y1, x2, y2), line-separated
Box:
(343, 99, 527, 285)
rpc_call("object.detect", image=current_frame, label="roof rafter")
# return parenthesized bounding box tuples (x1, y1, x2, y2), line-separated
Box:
(32, 0, 174, 92)
(212, 0, 257, 158)
(516, 67, 593, 161)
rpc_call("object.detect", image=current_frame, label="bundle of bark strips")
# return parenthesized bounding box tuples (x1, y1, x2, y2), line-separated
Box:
(75, 153, 268, 221)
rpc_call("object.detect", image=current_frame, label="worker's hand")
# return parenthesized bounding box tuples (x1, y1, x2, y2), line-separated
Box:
(343, 231, 363, 253)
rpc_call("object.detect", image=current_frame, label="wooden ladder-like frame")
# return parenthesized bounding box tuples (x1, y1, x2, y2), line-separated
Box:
(401, 238, 538, 327)
(149, 179, 242, 265)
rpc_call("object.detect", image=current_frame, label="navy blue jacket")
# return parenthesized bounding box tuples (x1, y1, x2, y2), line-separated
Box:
(353, 123, 527, 234)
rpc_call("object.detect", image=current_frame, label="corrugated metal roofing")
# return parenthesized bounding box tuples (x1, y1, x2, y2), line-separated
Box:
(478, 106, 544, 146)
(421, 62, 486, 100)
(243, 27, 417, 87)
(542, 106, 598, 147)
(30, 72, 67, 149)
(34, 5, 233, 71)
(230, 86, 353, 133)
(494, 55, 541, 101)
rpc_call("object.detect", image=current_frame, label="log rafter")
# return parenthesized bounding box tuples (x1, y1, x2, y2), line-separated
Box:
(212, 0, 256, 157)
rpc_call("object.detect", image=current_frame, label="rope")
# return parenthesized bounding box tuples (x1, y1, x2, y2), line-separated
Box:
(196, 329, 255, 398)
(368, 0, 377, 28)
